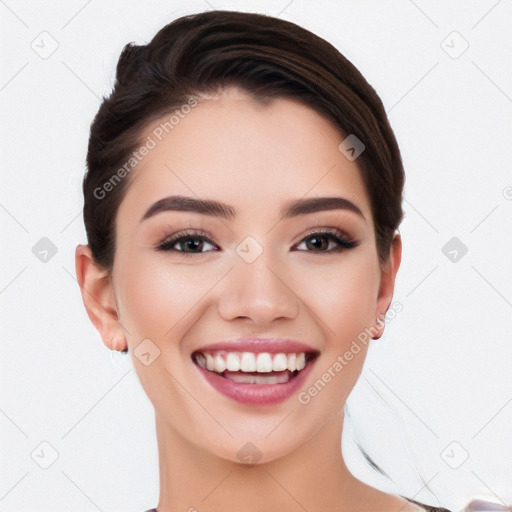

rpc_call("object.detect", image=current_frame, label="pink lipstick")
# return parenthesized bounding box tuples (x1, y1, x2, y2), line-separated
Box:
(191, 338, 319, 406)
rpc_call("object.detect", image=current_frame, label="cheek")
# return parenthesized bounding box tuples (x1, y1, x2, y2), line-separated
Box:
(113, 251, 223, 342)
(296, 255, 380, 340)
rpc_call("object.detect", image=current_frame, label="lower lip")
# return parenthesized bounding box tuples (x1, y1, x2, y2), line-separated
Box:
(194, 359, 316, 406)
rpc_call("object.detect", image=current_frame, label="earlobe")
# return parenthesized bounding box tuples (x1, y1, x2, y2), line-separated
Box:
(75, 244, 127, 351)
(372, 233, 402, 340)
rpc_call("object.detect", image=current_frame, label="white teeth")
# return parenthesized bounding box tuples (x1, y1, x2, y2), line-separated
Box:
(195, 350, 313, 374)
(205, 353, 215, 371)
(226, 352, 241, 371)
(256, 353, 273, 372)
(240, 352, 256, 372)
(196, 353, 207, 368)
(225, 372, 291, 384)
(272, 353, 288, 372)
(296, 353, 306, 371)
(287, 353, 296, 372)
(214, 354, 226, 373)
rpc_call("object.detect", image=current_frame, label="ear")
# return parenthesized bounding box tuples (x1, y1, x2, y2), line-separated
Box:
(75, 244, 127, 351)
(372, 233, 402, 340)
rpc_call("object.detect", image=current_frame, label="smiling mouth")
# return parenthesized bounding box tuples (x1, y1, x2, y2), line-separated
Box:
(192, 350, 319, 384)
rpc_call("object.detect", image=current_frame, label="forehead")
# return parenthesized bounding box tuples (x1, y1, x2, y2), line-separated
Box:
(117, 87, 372, 224)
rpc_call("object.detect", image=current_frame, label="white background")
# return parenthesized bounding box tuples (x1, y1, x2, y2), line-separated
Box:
(1, 1, 511, 511)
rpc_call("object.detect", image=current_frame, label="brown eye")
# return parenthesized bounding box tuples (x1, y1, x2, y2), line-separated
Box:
(295, 229, 358, 253)
(156, 230, 218, 255)
(175, 237, 208, 253)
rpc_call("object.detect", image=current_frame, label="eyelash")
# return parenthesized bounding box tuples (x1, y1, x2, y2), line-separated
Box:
(155, 228, 358, 256)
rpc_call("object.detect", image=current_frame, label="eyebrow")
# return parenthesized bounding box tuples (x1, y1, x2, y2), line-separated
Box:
(140, 195, 364, 222)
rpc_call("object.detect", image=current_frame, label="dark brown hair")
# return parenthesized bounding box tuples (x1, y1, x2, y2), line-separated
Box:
(83, 10, 404, 271)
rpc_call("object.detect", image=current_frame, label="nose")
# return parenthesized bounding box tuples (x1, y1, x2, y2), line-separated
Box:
(217, 252, 300, 327)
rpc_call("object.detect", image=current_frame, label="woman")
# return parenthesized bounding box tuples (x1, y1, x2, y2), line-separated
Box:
(75, 10, 452, 512)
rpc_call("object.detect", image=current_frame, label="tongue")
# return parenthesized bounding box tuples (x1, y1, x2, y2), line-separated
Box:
(223, 370, 292, 384)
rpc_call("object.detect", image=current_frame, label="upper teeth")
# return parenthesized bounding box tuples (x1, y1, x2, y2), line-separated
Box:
(196, 351, 307, 373)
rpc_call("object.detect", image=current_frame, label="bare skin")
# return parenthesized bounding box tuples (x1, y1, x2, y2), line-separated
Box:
(76, 86, 421, 511)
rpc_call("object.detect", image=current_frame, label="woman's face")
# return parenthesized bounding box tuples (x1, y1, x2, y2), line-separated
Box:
(110, 86, 398, 463)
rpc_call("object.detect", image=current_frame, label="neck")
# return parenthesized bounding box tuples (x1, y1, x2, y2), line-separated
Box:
(154, 409, 381, 512)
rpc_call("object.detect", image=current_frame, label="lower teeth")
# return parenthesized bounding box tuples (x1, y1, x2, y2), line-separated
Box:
(223, 371, 292, 384)
(193, 354, 308, 384)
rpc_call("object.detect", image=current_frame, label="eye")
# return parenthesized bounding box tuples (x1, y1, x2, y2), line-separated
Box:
(155, 227, 358, 256)
(156, 229, 218, 255)
(294, 228, 358, 253)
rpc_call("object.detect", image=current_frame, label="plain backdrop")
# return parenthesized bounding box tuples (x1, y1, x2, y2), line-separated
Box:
(1, 1, 511, 511)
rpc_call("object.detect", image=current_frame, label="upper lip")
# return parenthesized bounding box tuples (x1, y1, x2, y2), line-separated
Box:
(192, 338, 320, 355)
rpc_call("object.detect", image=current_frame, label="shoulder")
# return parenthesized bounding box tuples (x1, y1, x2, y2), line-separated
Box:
(402, 496, 452, 512)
